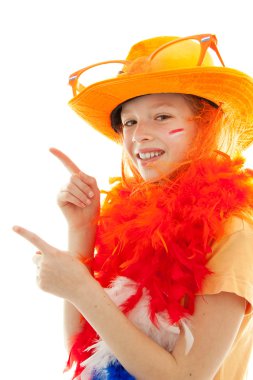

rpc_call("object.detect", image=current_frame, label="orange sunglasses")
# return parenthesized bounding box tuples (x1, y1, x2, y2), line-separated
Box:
(69, 34, 225, 97)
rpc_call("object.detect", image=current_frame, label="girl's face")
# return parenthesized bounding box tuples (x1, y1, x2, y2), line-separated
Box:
(121, 93, 198, 180)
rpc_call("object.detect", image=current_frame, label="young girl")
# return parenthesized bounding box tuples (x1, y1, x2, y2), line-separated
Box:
(14, 34, 253, 380)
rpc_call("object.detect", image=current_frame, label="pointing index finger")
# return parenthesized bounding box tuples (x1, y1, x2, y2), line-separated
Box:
(13, 226, 55, 254)
(49, 147, 80, 174)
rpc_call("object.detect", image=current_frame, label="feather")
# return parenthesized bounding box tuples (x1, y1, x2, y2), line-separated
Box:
(81, 277, 182, 376)
(67, 154, 253, 379)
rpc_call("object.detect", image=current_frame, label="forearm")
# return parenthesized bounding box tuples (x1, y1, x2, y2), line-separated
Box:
(71, 275, 181, 380)
(64, 301, 84, 351)
(68, 224, 97, 258)
(64, 225, 97, 350)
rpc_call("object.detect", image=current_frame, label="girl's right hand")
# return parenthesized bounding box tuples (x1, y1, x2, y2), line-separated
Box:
(50, 148, 100, 230)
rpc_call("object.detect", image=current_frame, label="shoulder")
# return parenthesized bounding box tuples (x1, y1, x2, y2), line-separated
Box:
(221, 215, 253, 235)
(200, 215, 253, 313)
(211, 215, 253, 254)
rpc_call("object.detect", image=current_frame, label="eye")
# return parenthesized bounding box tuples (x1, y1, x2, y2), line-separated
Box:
(155, 114, 173, 121)
(122, 119, 137, 127)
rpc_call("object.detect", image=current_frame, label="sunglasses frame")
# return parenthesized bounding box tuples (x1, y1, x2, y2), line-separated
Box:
(148, 34, 225, 67)
(69, 34, 225, 97)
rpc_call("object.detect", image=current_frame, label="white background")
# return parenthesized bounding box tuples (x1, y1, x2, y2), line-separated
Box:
(1, 0, 253, 379)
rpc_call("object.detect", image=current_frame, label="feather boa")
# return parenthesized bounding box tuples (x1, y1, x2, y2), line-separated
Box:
(91, 361, 136, 380)
(66, 153, 253, 379)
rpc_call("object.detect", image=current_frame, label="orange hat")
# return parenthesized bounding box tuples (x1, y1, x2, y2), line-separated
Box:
(68, 34, 253, 149)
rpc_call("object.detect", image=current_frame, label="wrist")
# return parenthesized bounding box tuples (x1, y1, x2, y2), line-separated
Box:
(68, 226, 96, 259)
(68, 225, 97, 242)
(68, 223, 94, 233)
(70, 269, 95, 306)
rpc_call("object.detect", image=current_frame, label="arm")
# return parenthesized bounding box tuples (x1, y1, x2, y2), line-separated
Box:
(13, 227, 246, 380)
(71, 274, 245, 380)
(49, 148, 100, 350)
(64, 225, 97, 350)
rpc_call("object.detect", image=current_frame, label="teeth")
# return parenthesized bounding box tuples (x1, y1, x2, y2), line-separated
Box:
(139, 151, 163, 160)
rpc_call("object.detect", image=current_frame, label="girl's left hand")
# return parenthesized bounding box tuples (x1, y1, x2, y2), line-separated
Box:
(13, 226, 90, 303)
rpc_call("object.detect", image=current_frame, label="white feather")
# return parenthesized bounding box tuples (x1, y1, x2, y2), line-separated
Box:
(80, 276, 194, 377)
(180, 319, 194, 355)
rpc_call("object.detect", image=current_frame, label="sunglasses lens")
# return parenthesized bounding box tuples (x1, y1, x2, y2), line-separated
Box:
(76, 62, 125, 93)
(150, 39, 214, 71)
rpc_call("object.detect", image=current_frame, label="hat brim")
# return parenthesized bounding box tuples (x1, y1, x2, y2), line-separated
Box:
(69, 66, 253, 149)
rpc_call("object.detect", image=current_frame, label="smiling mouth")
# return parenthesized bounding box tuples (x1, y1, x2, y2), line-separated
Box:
(137, 151, 165, 161)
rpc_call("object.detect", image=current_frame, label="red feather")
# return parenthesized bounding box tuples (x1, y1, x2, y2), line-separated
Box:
(67, 154, 253, 379)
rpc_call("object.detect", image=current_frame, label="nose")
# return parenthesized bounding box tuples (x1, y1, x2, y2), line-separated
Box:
(132, 121, 154, 143)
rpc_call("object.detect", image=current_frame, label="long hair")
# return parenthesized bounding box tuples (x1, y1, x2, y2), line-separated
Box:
(110, 94, 245, 187)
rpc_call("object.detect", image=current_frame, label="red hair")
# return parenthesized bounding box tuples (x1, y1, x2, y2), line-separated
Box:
(112, 95, 245, 187)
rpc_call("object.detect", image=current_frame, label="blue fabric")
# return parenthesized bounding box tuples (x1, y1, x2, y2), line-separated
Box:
(92, 361, 136, 379)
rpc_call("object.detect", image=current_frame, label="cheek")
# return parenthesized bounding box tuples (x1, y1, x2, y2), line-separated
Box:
(165, 126, 197, 157)
(168, 128, 185, 135)
(163, 128, 186, 148)
(122, 135, 134, 158)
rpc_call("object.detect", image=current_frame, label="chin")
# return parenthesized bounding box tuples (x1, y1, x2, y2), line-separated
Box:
(139, 166, 174, 181)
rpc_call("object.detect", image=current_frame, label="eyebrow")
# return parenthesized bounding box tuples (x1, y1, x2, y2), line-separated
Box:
(150, 103, 176, 109)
